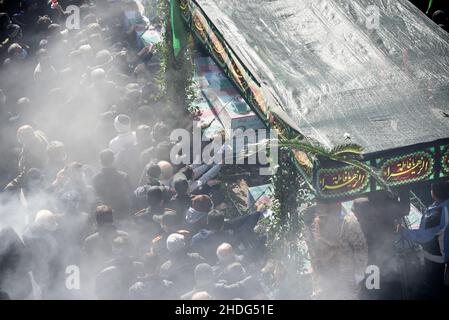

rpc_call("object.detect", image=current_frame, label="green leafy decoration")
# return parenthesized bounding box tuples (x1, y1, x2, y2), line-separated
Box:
(260, 137, 391, 194)
(330, 143, 364, 159)
(277, 138, 391, 194)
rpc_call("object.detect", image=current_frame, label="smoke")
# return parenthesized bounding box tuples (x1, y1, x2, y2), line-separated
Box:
(0, 1, 329, 300)
(0, 0, 151, 299)
(0, 0, 424, 301)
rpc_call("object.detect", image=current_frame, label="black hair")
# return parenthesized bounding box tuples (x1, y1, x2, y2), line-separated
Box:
(206, 209, 224, 231)
(432, 10, 448, 25)
(147, 186, 163, 207)
(99, 149, 114, 167)
(146, 163, 161, 178)
(95, 205, 114, 225)
(179, 166, 194, 180)
(0, 12, 11, 29)
(174, 178, 189, 195)
(431, 181, 449, 202)
(152, 121, 169, 142)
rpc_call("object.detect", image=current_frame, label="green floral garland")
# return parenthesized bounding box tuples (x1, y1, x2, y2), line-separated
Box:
(154, 0, 197, 127)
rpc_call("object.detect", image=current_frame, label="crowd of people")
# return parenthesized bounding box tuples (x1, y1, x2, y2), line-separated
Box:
(0, 0, 448, 301)
(0, 0, 272, 300)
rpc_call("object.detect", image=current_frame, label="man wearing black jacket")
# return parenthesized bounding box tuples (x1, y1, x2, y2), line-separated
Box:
(92, 149, 133, 221)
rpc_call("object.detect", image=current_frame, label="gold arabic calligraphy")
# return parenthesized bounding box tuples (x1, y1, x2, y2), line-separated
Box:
(383, 155, 430, 181)
(320, 169, 367, 191)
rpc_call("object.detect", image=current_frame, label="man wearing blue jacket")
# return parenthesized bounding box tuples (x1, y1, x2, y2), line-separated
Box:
(404, 181, 449, 299)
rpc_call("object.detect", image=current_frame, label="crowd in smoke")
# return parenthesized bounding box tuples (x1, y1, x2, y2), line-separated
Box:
(0, 0, 448, 301)
(0, 0, 279, 300)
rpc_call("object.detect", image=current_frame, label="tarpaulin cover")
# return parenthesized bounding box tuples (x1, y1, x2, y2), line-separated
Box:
(195, 0, 449, 155)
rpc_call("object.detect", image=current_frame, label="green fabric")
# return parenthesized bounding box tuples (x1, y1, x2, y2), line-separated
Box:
(426, 0, 434, 14)
(171, 0, 188, 57)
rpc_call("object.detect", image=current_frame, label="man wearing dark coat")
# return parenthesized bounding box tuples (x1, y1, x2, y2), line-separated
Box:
(92, 149, 133, 221)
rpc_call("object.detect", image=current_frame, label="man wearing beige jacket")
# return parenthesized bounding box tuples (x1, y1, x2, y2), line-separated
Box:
(306, 201, 368, 300)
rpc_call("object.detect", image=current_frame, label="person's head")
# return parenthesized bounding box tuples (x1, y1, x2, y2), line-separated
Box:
(368, 190, 396, 204)
(136, 124, 152, 146)
(128, 0, 140, 9)
(8, 43, 27, 60)
(89, 33, 104, 51)
(112, 235, 131, 257)
(99, 110, 116, 129)
(155, 209, 181, 233)
(147, 186, 163, 208)
(64, 162, 84, 182)
(191, 195, 213, 213)
(174, 178, 189, 196)
(194, 263, 214, 287)
(83, 13, 97, 26)
(315, 200, 342, 217)
(432, 10, 448, 25)
(113, 114, 131, 134)
(152, 122, 169, 142)
(87, 22, 102, 35)
(431, 181, 449, 203)
(146, 163, 161, 180)
(95, 205, 114, 227)
(166, 233, 185, 253)
(38, 39, 48, 49)
(99, 149, 115, 168)
(47, 23, 61, 39)
(155, 141, 172, 162)
(191, 291, 212, 300)
(79, 44, 94, 65)
(124, 88, 141, 105)
(95, 49, 112, 67)
(224, 262, 246, 283)
(36, 48, 51, 67)
(206, 210, 224, 231)
(47, 141, 66, 163)
(34, 210, 58, 232)
(179, 166, 194, 181)
(0, 12, 11, 30)
(6, 24, 22, 41)
(158, 161, 173, 182)
(142, 82, 159, 98)
(17, 125, 35, 146)
(36, 15, 52, 32)
(216, 243, 234, 264)
(91, 68, 106, 83)
(136, 105, 154, 125)
(60, 190, 82, 215)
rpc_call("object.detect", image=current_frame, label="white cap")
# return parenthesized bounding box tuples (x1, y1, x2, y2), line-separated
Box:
(166, 233, 185, 253)
(114, 114, 131, 133)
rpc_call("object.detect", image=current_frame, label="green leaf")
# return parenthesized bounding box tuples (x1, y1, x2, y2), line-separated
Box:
(276, 138, 392, 196)
(330, 143, 364, 157)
